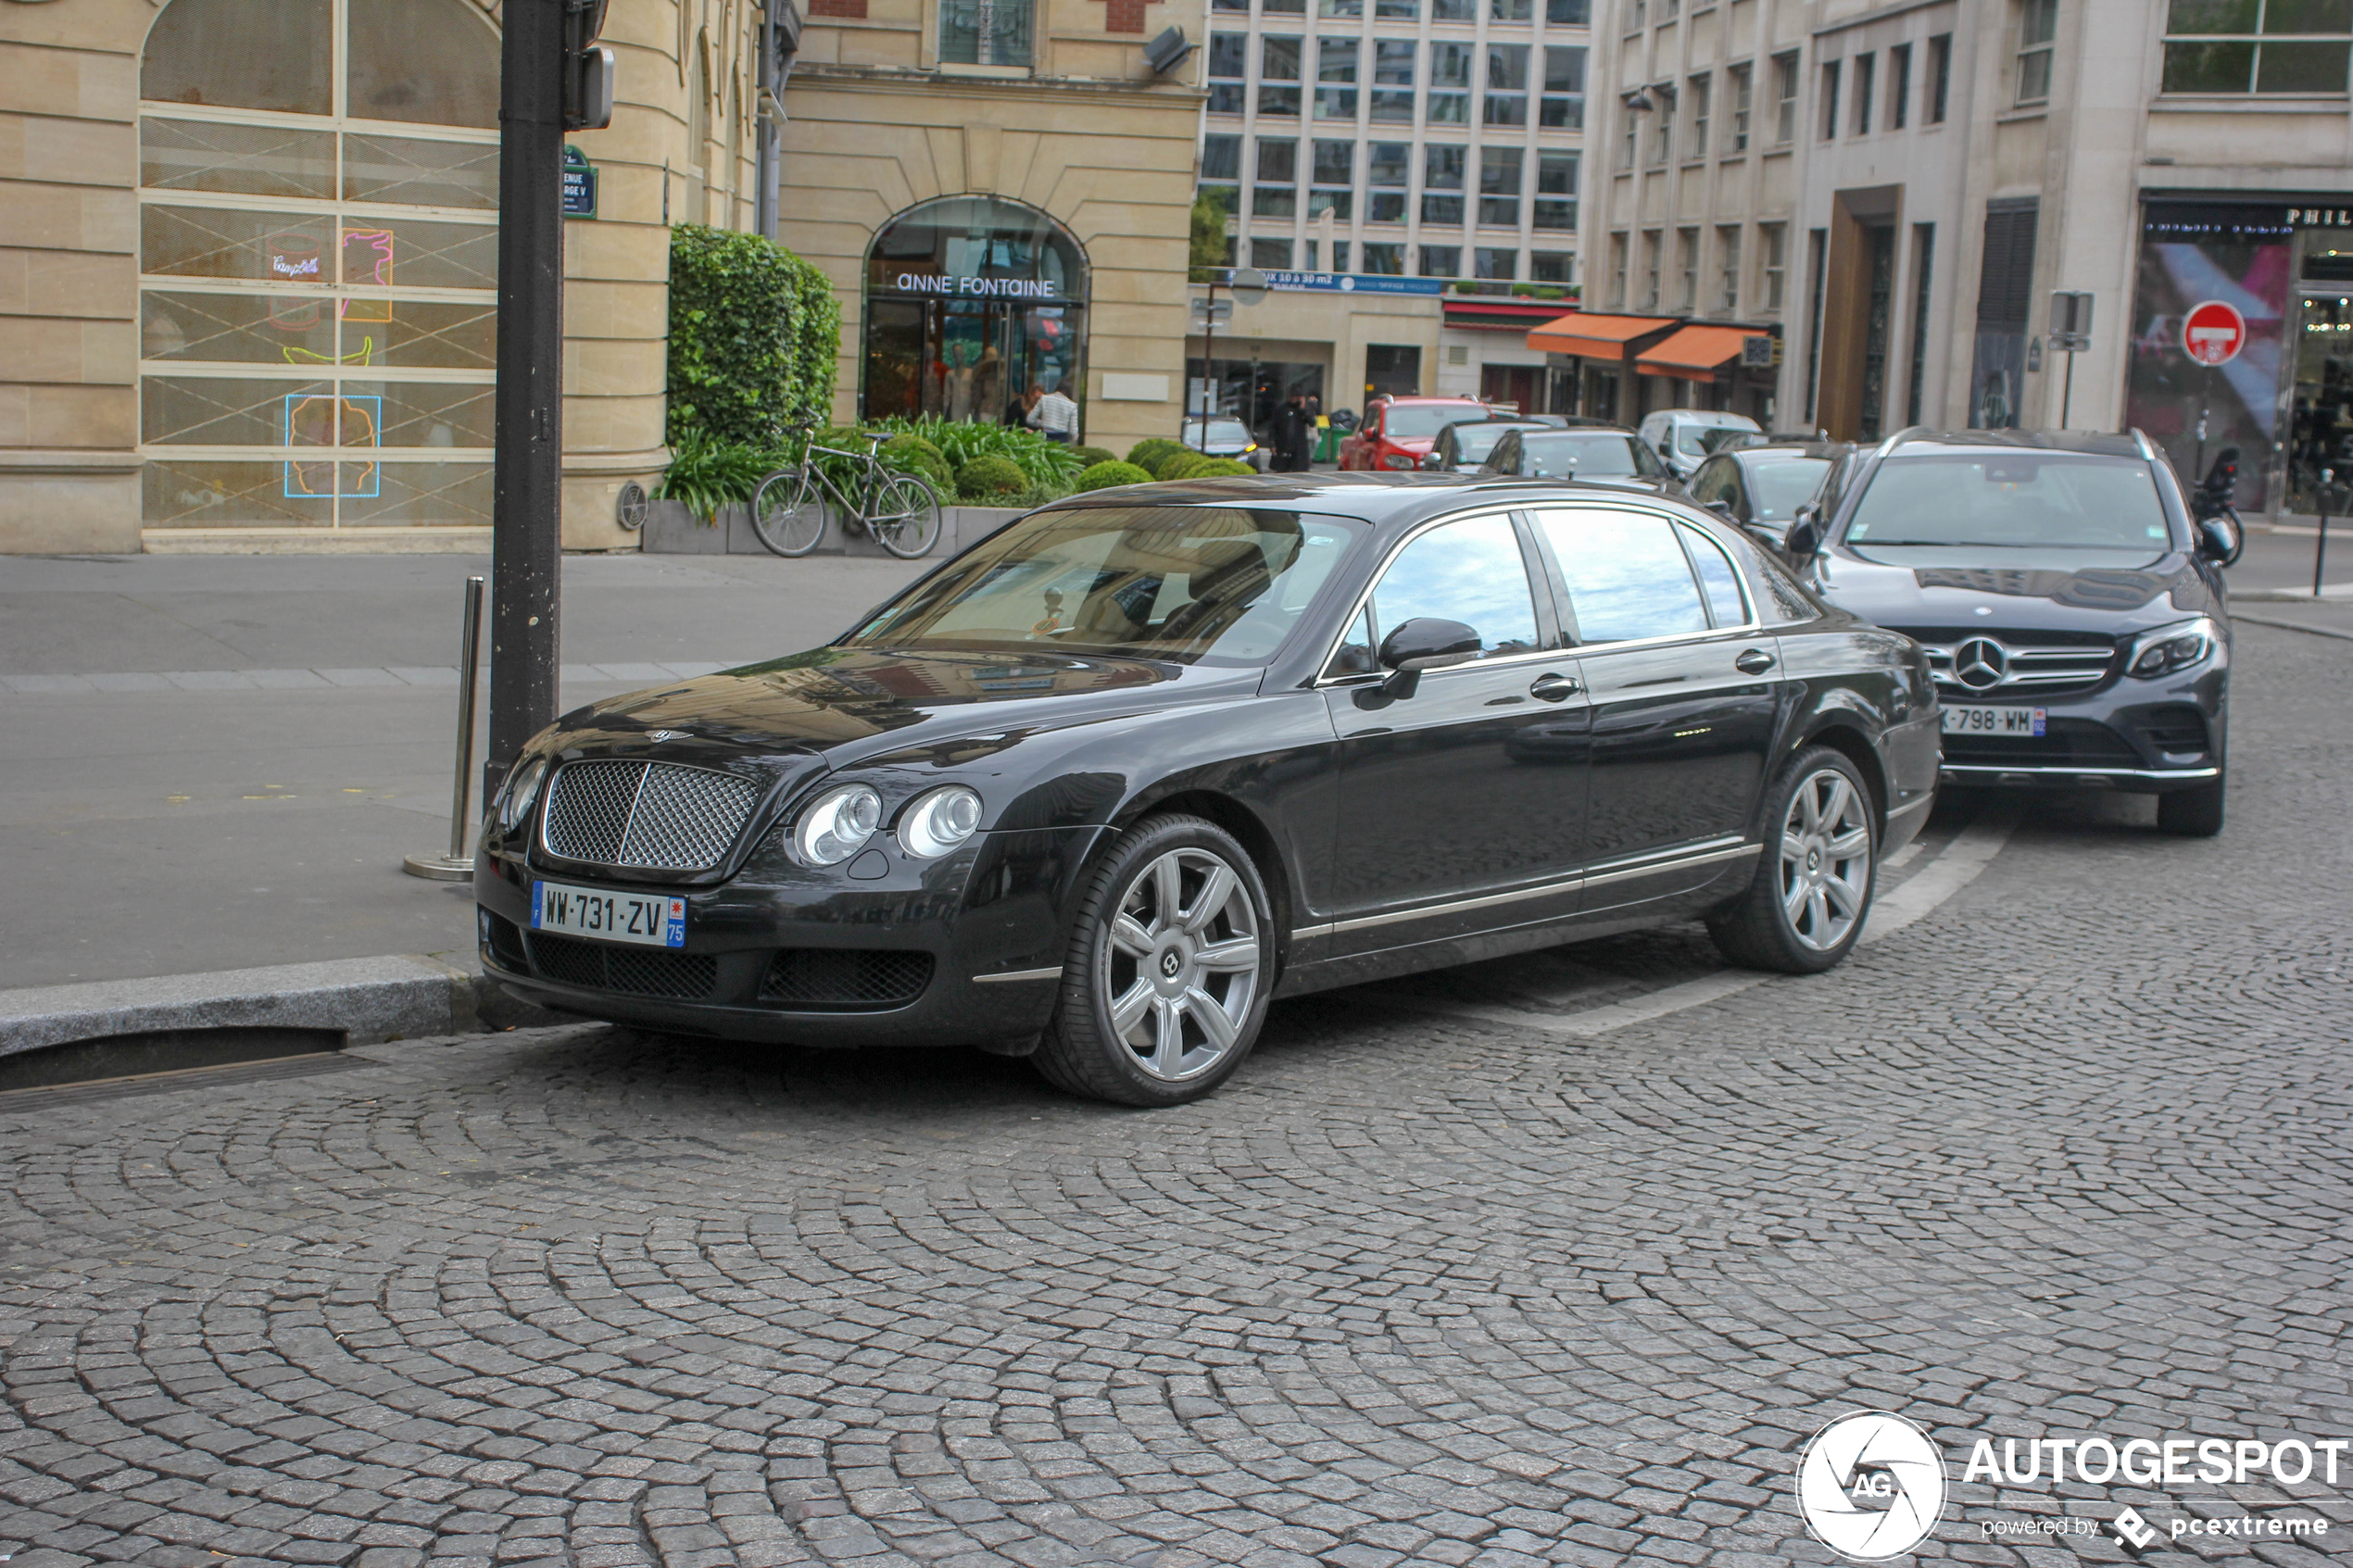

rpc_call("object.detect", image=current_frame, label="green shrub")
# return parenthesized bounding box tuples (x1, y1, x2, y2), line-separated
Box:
(1126, 438, 1189, 473)
(653, 431, 774, 522)
(1068, 445, 1119, 470)
(1185, 457, 1256, 478)
(666, 225, 840, 448)
(879, 433, 953, 495)
(955, 454, 1030, 499)
(1076, 460, 1153, 492)
(1156, 450, 1227, 481)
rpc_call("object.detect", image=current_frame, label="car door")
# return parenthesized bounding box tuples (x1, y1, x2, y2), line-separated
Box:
(1321, 511, 1591, 954)
(1342, 406, 1380, 469)
(1529, 505, 1783, 910)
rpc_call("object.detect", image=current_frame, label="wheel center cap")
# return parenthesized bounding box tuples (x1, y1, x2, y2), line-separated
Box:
(1807, 847, 1821, 872)
(1160, 949, 1184, 979)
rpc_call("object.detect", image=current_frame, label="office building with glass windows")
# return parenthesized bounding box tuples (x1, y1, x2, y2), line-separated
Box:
(1191, 0, 1592, 415)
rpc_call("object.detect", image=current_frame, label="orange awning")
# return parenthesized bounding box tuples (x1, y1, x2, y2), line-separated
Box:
(1635, 324, 1757, 380)
(1524, 312, 1678, 360)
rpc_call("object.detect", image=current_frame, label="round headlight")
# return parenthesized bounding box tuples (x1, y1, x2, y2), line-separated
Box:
(793, 784, 883, 867)
(497, 756, 548, 831)
(898, 785, 984, 859)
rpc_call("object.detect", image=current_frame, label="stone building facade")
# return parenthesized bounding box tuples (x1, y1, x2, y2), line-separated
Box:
(1, 0, 770, 554)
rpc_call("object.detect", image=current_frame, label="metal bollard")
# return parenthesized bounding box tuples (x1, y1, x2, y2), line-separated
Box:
(403, 575, 486, 881)
(2317, 468, 2334, 600)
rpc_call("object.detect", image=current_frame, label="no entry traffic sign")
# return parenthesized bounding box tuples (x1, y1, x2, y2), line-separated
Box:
(2183, 300, 2246, 367)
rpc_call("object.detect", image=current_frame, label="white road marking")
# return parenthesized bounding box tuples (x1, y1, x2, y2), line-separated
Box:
(1394, 809, 2018, 1039)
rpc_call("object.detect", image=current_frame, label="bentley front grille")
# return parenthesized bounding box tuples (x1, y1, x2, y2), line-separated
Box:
(540, 759, 758, 871)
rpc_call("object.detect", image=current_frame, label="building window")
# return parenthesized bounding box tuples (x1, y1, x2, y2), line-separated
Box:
(1491, 0, 1533, 19)
(1208, 31, 1247, 113)
(1423, 144, 1466, 223)
(1852, 53, 1874, 134)
(1774, 52, 1801, 143)
(1762, 221, 1787, 310)
(1478, 146, 1523, 225)
(1688, 73, 1710, 157)
(940, 0, 1035, 66)
(1546, 0, 1591, 21)
(1420, 244, 1462, 277)
(1377, 0, 1418, 16)
(1677, 227, 1699, 310)
(2163, 0, 2352, 94)
(1432, 0, 1474, 18)
(1202, 133, 1242, 181)
(1317, 38, 1360, 119)
(1430, 43, 1473, 124)
(1486, 44, 1530, 125)
(1476, 246, 1518, 279)
(1323, 0, 1364, 15)
(1620, 108, 1640, 169)
(1252, 237, 1294, 269)
(1627, 0, 1645, 28)
(1716, 224, 1741, 314)
(1367, 141, 1409, 220)
(1261, 35, 1303, 115)
(1331, 240, 1353, 270)
(1642, 229, 1662, 310)
(1265, 0, 1304, 12)
(1362, 241, 1405, 272)
(1608, 232, 1629, 307)
(1372, 40, 1417, 120)
(1727, 62, 1753, 150)
(1253, 137, 1298, 218)
(1212, 0, 1245, 9)
(1541, 45, 1588, 126)
(1653, 86, 1675, 163)
(1533, 149, 1577, 230)
(1818, 59, 1841, 141)
(138, 0, 501, 531)
(1889, 43, 1912, 129)
(1531, 249, 1574, 282)
(1312, 139, 1354, 220)
(1906, 222, 1935, 425)
(2017, 0, 2057, 104)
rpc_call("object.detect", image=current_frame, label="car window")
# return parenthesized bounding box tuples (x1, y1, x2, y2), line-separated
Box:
(849, 506, 1364, 667)
(1380, 403, 1488, 440)
(1746, 457, 1830, 521)
(1534, 509, 1711, 645)
(1515, 432, 1669, 480)
(1677, 522, 1748, 627)
(1677, 421, 1751, 456)
(1450, 423, 1523, 462)
(1365, 514, 1541, 658)
(1844, 454, 2171, 557)
(1687, 458, 1736, 508)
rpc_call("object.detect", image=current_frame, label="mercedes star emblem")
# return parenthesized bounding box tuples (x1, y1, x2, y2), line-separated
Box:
(1953, 638, 2008, 690)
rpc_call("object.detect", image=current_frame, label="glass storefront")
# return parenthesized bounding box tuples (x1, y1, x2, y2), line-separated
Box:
(2289, 229, 2353, 512)
(861, 197, 1088, 430)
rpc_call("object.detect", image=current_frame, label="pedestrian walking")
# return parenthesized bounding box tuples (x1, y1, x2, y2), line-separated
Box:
(1273, 395, 1311, 471)
(1027, 383, 1079, 444)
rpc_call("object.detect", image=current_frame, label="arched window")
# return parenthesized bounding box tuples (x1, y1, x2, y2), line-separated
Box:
(138, 0, 500, 531)
(862, 197, 1090, 428)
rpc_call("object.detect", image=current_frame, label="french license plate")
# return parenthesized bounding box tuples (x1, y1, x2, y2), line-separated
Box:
(1943, 705, 2045, 737)
(530, 880, 685, 947)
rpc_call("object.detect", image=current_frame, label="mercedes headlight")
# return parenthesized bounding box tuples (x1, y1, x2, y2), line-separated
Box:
(2126, 617, 2221, 679)
(792, 783, 883, 867)
(897, 785, 984, 859)
(496, 755, 548, 832)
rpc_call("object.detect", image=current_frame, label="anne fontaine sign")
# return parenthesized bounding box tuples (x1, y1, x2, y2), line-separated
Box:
(888, 273, 1063, 299)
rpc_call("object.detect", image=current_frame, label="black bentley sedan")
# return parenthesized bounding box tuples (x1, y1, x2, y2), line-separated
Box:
(1477, 427, 1685, 497)
(475, 473, 1939, 1105)
(1781, 429, 2231, 836)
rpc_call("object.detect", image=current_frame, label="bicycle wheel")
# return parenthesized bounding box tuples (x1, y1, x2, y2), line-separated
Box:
(868, 473, 943, 559)
(750, 468, 827, 558)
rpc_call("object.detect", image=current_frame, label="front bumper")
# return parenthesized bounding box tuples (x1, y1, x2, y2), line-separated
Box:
(473, 823, 1107, 1046)
(1933, 662, 2226, 795)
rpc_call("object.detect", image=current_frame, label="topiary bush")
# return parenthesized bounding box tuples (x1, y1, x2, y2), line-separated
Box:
(1075, 460, 1153, 492)
(879, 433, 953, 495)
(1154, 450, 1226, 481)
(1184, 457, 1256, 478)
(1126, 438, 1189, 474)
(1068, 445, 1119, 470)
(954, 454, 1030, 500)
(665, 225, 840, 449)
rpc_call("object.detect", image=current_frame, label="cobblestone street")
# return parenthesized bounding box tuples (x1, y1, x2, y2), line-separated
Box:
(2, 621, 2347, 1568)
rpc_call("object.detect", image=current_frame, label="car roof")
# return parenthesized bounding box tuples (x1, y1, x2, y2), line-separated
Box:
(1442, 415, 1549, 430)
(1379, 395, 1488, 406)
(1879, 428, 2147, 459)
(1036, 470, 1685, 526)
(1723, 442, 1845, 462)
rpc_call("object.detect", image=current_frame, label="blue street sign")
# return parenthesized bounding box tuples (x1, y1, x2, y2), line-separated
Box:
(561, 145, 598, 219)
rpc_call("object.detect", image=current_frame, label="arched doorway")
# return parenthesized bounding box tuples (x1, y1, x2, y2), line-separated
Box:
(137, 0, 500, 530)
(862, 197, 1089, 430)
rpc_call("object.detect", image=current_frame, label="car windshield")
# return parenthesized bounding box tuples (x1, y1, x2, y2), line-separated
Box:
(1193, 419, 1253, 447)
(1844, 455, 2173, 559)
(1677, 420, 1757, 455)
(1381, 403, 1487, 439)
(1747, 457, 1831, 521)
(1512, 432, 1668, 479)
(844, 507, 1364, 667)
(1449, 423, 1527, 461)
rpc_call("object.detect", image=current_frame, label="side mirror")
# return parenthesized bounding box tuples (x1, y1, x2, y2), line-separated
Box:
(1377, 617, 1481, 698)
(1785, 505, 1822, 559)
(1657, 440, 1675, 458)
(1420, 452, 1445, 470)
(1704, 498, 1735, 520)
(2196, 516, 2236, 561)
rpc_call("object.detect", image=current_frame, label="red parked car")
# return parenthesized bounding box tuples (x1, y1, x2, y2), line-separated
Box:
(1338, 395, 1490, 471)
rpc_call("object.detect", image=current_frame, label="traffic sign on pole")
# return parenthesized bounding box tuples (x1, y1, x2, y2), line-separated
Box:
(2183, 300, 2246, 367)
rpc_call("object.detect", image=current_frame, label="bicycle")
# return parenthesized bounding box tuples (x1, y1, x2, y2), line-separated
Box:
(749, 426, 943, 559)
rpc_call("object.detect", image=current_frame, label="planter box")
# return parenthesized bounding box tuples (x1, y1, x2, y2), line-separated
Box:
(639, 499, 1030, 558)
(639, 498, 725, 554)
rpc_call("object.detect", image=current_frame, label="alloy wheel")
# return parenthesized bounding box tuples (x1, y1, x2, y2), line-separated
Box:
(1101, 847, 1263, 1081)
(1778, 769, 1872, 951)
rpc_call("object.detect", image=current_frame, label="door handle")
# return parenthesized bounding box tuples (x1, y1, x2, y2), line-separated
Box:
(1529, 673, 1582, 701)
(1734, 648, 1777, 675)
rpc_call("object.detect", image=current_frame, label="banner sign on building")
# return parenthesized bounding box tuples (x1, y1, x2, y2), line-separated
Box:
(1260, 271, 1446, 296)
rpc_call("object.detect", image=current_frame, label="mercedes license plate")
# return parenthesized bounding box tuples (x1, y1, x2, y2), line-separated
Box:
(1942, 705, 2045, 737)
(530, 881, 686, 947)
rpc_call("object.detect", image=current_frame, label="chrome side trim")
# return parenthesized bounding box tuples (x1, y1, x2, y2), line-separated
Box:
(1329, 871, 1587, 935)
(1579, 838, 1760, 889)
(1939, 764, 2219, 782)
(1290, 836, 1759, 941)
(972, 965, 1064, 985)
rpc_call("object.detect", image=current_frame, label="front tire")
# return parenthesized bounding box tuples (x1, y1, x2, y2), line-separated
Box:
(1032, 815, 1274, 1107)
(750, 468, 826, 557)
(2157, 767, 2225, 836)
(1708, 746, 1877, 974)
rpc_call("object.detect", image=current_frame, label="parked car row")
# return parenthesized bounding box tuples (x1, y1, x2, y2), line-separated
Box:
(472, 425, 2235, 1106)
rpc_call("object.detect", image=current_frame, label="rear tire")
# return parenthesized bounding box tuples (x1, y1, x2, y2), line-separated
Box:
(1031, 814, 1273, 1108)
(750, 468, 826, 558)
(1708, 746, 1877, 975)
(2157, 769, 2225, 836)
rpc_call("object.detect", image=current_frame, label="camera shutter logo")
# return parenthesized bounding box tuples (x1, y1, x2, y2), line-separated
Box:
(1795, 1411, 1948, 1562)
